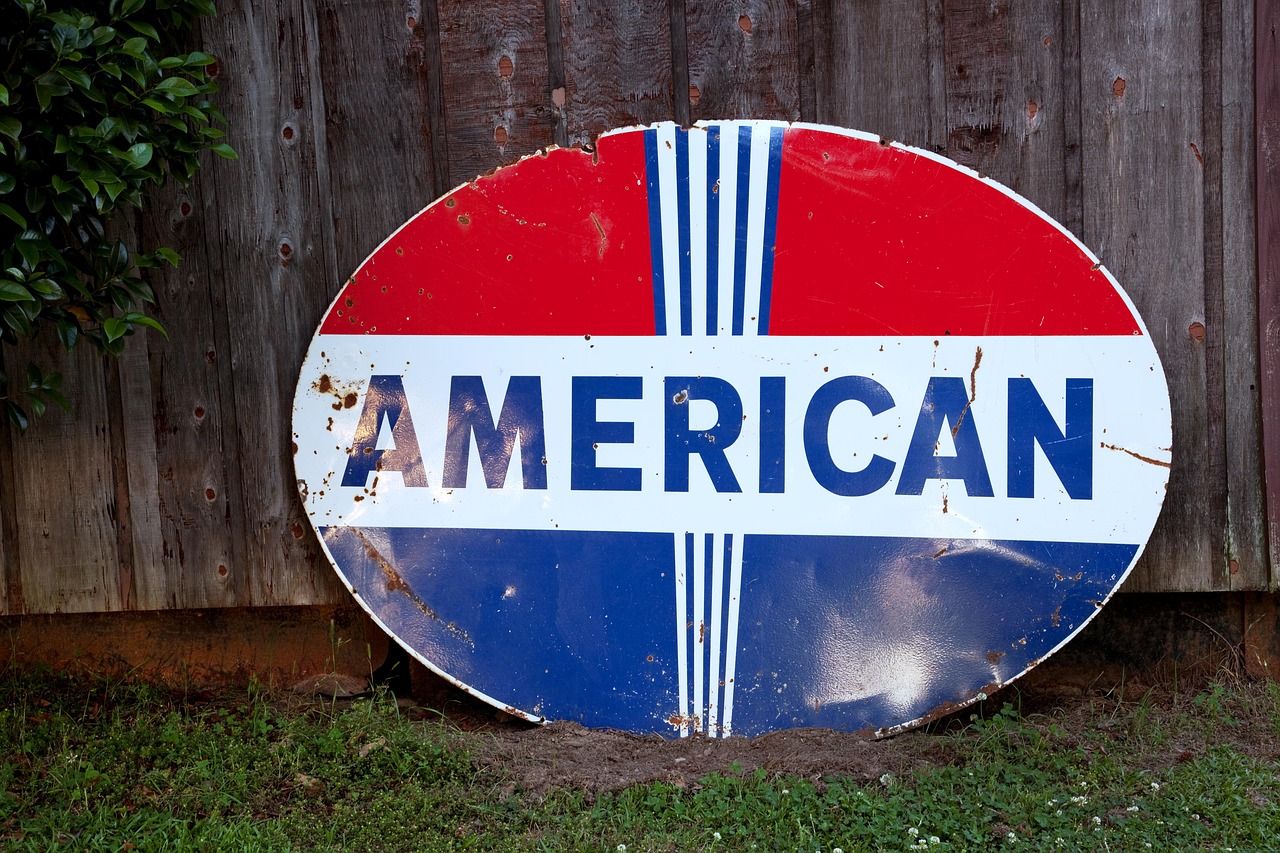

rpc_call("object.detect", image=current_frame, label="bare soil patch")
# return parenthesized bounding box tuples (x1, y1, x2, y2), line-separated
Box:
(391, 663, 1280, 798)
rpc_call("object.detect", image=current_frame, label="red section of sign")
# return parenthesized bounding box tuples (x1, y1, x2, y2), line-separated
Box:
(769, 128, 1141, 336)
(320, 131, 656, 336)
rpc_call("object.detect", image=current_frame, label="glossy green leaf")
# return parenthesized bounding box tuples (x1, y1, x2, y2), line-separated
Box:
(102, 316, 127, 342)
(0, 281, 34, 302)
(124, 142, 153, 168)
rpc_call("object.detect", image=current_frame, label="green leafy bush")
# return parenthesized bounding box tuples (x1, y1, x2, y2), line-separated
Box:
(0, 0, 232, 430)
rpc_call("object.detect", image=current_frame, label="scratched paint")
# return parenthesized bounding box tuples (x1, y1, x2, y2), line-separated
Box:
(292, 121, 1172, 737)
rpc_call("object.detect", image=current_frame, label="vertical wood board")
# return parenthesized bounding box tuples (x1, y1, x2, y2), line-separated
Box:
(814, 0, 946, 150)
(943, 0, 1072, 223)
(8, 344, 123, 613)
(121, 179, 245, 610)
(197, 1, 346, 607)
(437, 0, 557, 187)
(559, 0, 676, 147)
(1219, 0, 1266, 589)
(1259, 0, 1280, 586)
(317, 0, 442, 279)
(685, 0, 801, 122)
(1080, 0, 1215, 590)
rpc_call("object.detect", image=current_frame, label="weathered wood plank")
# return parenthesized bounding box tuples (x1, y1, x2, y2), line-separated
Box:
(317, 0, 441, 278)
(1218, 0, 1266, 589)
(943, 0, 1071, 223)
(197, 1, 346, 607)
(1199, 0, 1231, 592)
(795, 0, 816, 121)
(7, 342, 123, 613)
(670, 0, 692, 127)
(559, 0, 675, 147)
(685, 0, 800, 123)
(119, 178, 245, 610)
(814, 0, 945, 149)
(1080, 0, 1214, 591)
(0, 407, 21, 615)
(542, 0, 569, 148)
(437, 0, 557, 187)
(1259, 0, 1280, 588)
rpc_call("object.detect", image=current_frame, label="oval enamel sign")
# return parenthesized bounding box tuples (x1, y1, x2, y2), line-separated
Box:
(293, 121, 1171, 736)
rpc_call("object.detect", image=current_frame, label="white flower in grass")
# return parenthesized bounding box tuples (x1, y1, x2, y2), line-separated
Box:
(1127, 805, 1139, 812)
(929, 836, 940, 844)
(713, 832, 721, 841)
(1150, 781, 1161, 791)
(907, 828, 919, 837)
(617, 846, 626, 852)
(1092, 816, 1102, 826)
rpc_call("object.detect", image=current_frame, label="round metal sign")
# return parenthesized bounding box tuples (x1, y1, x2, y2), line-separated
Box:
(293, 121, 1171, 736)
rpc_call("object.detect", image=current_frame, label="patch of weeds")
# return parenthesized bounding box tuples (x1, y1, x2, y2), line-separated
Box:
(1, 672, 1278, 851)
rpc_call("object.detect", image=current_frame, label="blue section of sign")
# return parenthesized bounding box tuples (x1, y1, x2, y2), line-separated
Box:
(756, 126, 785, 334)
(322, 526, 1135, 735)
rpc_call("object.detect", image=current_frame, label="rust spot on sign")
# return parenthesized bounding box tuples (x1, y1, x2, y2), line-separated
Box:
(316, 374, 333, 394)
(951, 346, 983, 437)
(353, 528, 473, 646)
(1100, 442, 1171, 468)
(986, 650, 1005, 664)
(590, 212, 607, 258)
(343, 392, 358, 409)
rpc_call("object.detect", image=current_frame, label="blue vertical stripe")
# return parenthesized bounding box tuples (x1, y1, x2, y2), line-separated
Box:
(732, 128, 753, 335)
(756, 127, 785, 336)
(643, 129, 667, 336)
(675, 129, 692, 336)
(705, 127, 721, 336)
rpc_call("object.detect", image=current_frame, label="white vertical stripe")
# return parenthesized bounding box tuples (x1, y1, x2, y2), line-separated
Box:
(708, 533, 725, 736)
(654, 123, 682, 337)
(688, 128, 709, 338)
(674, 532, 689, 737)
(715, 125, 740, 336)
(721, 534, 746, 737)
(741, 131, 772, 337)
(692, 533, 706, 733)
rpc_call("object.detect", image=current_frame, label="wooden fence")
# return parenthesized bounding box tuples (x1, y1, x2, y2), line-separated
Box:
(0, 0, 1276, 615)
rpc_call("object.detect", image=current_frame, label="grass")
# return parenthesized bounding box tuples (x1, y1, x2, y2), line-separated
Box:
(1, 670, 1278, 851)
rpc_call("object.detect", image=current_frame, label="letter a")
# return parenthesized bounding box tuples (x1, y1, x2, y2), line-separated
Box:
(341, 375, 428, 488)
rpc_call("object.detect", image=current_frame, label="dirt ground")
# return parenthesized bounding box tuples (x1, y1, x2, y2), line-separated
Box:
(375, 662, 1278, 798)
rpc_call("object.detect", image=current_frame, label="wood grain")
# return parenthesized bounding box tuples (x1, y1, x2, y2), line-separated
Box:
(1217, 0, 1267, 589)
(8, 342, 122, 613)
(197, 0, 345, 607)
(0, 396, 20, 615)
(1080, 0, 1214, 591)
(317, 0, 441, 279)
(814, 0, 945, 150)
(110, 178, 247, 610)
(1259, 0, 1280, 589)
(559, 0, 675, 147)
(943, 0, 1071, 222)
(686, 0, 800, 123)
(437, 0, 557, 187)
